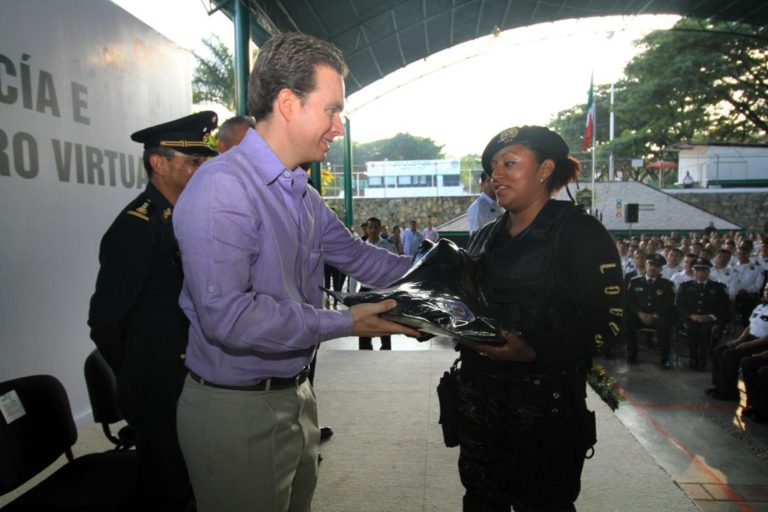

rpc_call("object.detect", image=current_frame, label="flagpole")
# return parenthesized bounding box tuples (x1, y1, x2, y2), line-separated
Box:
(591, 126, 596, 215)
(591, 77, 596, 215)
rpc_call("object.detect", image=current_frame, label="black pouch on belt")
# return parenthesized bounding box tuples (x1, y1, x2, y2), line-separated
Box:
(437, 359, 461, 447)
(580, 408, 597, 458)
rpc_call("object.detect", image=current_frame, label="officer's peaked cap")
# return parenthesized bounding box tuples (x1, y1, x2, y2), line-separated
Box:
(647, 253, 666, 267)
(692, 257, 713, 269)
(481, 126, 569, 175)
(131, 111, 218, 157)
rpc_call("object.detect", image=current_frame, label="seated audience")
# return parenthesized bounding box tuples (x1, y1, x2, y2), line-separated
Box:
(707, 283, 768, 402)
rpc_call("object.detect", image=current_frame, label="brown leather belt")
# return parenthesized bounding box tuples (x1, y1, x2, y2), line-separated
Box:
(188, 367, 309, 391)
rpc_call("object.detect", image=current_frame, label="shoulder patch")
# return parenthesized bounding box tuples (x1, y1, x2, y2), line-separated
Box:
(126, 200, 151, 221)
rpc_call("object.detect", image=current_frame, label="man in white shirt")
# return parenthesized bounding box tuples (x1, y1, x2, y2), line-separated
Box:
(422, 218, 440, 243)
(733, 242, 764, 325)
(710, 248, 736, 299)
(662, 247, 684, 280)
(402, 219, 424, 256)
(670, 253, 696, 291)
(358, 217, 398, 350)
(467, 173, 502, 236)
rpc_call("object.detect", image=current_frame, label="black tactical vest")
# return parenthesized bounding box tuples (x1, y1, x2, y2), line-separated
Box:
(464, 200, 582, 370)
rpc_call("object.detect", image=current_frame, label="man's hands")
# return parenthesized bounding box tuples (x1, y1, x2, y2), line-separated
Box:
(690, 314, 713, 323)
(461, 330, 536, 362)
(638, 312, 656, 326)
(350, 299, 422, 338)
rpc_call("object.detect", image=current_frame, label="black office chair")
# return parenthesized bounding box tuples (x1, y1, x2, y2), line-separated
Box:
(84, 349, 135, 450)
(0, 374, 139, 510)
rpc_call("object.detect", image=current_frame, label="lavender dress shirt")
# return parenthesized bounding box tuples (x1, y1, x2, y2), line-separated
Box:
(173, 129, 411, 385)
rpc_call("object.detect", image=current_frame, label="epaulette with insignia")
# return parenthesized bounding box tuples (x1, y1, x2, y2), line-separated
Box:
(127, 199, 152, 221)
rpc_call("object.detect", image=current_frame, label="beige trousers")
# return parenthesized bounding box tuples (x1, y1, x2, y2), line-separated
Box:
(177, 375, 320, 512)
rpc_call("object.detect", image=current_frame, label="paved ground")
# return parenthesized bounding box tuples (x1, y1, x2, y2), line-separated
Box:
(598, 337, 768, 512)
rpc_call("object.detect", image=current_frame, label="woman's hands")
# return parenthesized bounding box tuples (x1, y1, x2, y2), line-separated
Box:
(462, 330, 536, 362)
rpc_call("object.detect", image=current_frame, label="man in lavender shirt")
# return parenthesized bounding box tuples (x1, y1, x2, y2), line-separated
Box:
(172, 33, 420, 512)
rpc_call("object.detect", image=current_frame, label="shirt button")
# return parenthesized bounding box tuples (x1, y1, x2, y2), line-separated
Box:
(208, 286, 215, 293)
(283, 171, 291, 178)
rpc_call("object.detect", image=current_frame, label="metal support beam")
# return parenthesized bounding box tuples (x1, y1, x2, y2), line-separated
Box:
(310, 162, 322, 193)
(234, 0, 250, 115)
(343, 117, 353, 227)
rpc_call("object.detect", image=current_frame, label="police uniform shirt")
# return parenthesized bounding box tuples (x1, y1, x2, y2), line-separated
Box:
(670, 270, 694, 291)
(662, 264, 683, 280)
(88, 183, 189, 381)
(733, 261, 763, 295)
(676, 279, 730, 323)
(627, 274, 676, 319)
(749, 303, 768, 338)
(709, 265, 736, 299)
(622, 256, 634, 275)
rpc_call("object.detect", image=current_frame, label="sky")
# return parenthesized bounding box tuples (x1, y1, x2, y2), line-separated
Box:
(110, 0, 679, 158)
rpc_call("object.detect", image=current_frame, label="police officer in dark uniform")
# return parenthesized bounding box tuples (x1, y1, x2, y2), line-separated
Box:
(676, 257, 730, 372)
(626, 253, 677, 368)
(445, 126, 624, 512)
(89, 111, 218, 511)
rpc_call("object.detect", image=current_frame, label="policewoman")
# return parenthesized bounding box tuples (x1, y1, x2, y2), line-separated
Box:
(448, 126, 624, 512)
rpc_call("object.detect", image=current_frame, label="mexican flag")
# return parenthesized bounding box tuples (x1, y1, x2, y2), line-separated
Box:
(583, 75, 596, 150)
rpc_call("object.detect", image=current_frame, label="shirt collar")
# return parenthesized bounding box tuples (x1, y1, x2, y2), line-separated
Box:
(480, 192, 496, 205)
(238, 128, 304, 188)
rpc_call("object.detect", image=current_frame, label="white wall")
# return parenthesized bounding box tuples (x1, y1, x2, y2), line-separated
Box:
(0, 0, 193, 424)
(554, 181, 742, 232)
(677, 145, 768, 185)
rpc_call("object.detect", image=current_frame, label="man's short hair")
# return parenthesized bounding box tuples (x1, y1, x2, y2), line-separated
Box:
(142, 147, 176, 177)
(218, 115, 256, 147)
(366, 217, 381, 228)
(247, 32, 348, 122)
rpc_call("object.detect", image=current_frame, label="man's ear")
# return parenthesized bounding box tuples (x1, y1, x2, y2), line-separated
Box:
(275, 88, 299, 121)
(149, 153, 168, 177)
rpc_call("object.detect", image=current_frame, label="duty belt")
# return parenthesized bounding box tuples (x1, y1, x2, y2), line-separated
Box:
(188, 367, 309, 391)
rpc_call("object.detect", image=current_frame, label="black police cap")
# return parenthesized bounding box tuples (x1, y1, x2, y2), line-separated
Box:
(647, 253, 666, 267)
(481, 125, 569, 175)
(131, 111, 218, 157)
(692, 257, 713, 269)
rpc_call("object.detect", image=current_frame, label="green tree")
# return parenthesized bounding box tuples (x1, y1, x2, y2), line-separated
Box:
(326, 132, 444, 165)
(192, 35, 235, 111)
(460, 153, 482, 192)
(549, 18, 767, 184)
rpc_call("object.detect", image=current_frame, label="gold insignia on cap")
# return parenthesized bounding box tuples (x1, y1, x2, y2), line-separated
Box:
(498, 127, 519, 144)
(163, 207, 172, 219)
(159, 139, 210, 148)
